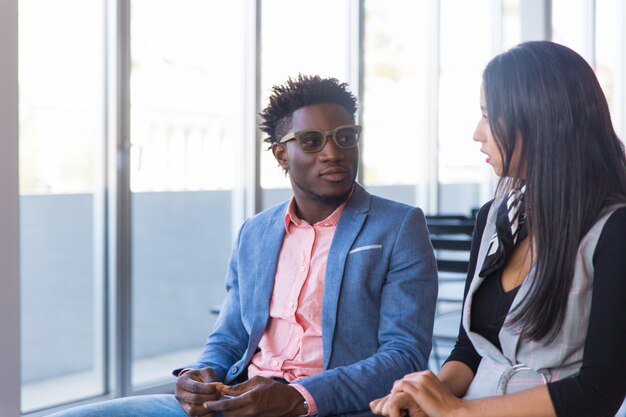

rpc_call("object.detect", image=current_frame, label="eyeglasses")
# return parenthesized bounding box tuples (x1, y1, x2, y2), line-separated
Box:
(278, 124, 362, 153)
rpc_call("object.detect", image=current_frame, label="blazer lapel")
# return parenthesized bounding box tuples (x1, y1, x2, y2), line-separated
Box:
(249, 205, 287, 345)
(322, 184, 370, 367)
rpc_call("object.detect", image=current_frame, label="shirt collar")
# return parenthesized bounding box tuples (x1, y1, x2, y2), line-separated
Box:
(283, 186, 354, 233)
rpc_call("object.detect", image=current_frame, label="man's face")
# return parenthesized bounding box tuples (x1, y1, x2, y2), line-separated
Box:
(272, 103, 359, 208)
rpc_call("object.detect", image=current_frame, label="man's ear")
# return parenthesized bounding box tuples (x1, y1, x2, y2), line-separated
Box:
(272, 143, 289, 172)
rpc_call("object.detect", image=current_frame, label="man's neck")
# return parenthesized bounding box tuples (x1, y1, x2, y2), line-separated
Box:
(292, 185, 355, 225)
(295, 204, 340, 226)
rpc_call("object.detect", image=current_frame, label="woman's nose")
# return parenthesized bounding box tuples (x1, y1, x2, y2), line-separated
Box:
(472, 122, 485, 142)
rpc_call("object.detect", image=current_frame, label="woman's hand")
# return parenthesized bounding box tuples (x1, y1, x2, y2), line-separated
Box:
(391, 370, 466, 417)
(370, 391, 425, 417)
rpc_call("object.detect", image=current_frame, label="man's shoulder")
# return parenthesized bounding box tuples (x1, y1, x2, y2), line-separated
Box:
(342, 190, 425, 235)
(240, 201, 288, 230)
(365, 192, 422, 217)
(368, 193, 414, 210)
(349, 184, 415, 212)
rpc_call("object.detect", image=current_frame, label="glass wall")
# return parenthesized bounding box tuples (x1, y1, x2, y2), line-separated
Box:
(361, 0, 430, 206)
(260, 0, 353, 207)
(437, 0, 509, 211)
(552, 0, 590, 59)
(360, 0, 521, 213)
(553, 0, 625, 141)
(13, 1, 625, 415)
(19, 0, 105, 412)
(595, 0, 625, 138)
(129, 0, 246, 387)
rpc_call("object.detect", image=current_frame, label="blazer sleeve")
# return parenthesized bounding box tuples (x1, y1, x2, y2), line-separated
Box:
(174, 221, 250, 382)
(297, 207, 439, 416)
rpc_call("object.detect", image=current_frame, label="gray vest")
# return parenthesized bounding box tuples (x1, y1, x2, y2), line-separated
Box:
(463, 202, 624, 399)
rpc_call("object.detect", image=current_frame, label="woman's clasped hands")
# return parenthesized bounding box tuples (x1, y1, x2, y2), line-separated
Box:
(370, 370, 465, 417)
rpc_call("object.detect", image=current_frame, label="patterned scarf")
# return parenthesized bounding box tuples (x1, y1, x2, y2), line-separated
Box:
(479, 185, 527, 277)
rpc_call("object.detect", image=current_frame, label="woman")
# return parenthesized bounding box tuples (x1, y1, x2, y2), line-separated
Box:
(371, 41, 626, 417)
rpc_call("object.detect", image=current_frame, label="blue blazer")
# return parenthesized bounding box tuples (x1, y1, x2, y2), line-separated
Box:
(183, 184, 438, 416)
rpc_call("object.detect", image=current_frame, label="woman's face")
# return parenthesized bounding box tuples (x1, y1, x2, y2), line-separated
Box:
(473, 86, 525, 178)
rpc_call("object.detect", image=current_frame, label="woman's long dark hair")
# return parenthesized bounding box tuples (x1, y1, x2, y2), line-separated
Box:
(483, 41, 626, 341)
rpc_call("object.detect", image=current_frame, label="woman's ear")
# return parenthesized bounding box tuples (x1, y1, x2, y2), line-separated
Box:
(272, 143, 289, 172)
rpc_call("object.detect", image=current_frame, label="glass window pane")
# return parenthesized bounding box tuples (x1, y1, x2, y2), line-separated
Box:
(595, 0, 624, 140)
(502, 0, 521, 51)
(129, 0, 246, 388)
(358, 0, 431, 207)
(362, 0, 429, 191)
(438, 0, 502, 212)
(552, 0, 588, 58)
(554, 0, 625, 140)
(19, 0, 105, 412)
(260, 0, 352, 204)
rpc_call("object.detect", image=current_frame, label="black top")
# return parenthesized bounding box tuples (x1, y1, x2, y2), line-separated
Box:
(446, 202, 626, 417)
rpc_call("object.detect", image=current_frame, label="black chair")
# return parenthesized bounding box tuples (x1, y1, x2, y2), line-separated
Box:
(426, 215, 474, 286)
(425, 214, 475, 370)
(426, 216, 474, 281)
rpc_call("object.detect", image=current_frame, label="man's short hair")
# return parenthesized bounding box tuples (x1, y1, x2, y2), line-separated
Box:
(259, 74, 358, 147)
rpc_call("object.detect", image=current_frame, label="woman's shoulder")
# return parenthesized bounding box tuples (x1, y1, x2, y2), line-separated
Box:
(597, 205, 626, 242)
(474, 200, 495, 234)
(591, 205, 626, 264)
(606, 204, 626, 221)
(476, 200, 494, 217)
(593, 204, 626, 235)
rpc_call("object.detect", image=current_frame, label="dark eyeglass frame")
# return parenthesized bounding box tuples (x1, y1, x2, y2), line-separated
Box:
(277, 124, 362, 153)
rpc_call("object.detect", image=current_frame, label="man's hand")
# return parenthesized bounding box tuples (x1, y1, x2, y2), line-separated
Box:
(175, 368, 222, 417)
(203, 376, 308, 417)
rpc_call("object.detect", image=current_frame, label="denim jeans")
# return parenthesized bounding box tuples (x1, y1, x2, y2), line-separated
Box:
(44, 393, 381, 417)
(46, 394, 187, 417)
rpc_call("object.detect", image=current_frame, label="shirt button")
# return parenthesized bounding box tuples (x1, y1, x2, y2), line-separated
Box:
(299, 266, 305, 272)
(230, 365, 238, 374)
(288, 302, 294, 308)
(272, 360, 279, 368)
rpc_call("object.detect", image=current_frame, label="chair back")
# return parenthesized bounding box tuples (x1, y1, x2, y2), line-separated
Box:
(425, 214, 475, 370)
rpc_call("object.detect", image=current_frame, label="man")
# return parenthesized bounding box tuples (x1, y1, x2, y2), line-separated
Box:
(49, 75, 437, 417)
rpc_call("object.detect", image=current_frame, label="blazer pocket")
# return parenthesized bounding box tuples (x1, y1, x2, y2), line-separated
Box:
(348, 244, 383, 254)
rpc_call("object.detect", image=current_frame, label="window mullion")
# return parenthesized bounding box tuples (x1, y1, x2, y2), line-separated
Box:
(106, 0, 132, 398)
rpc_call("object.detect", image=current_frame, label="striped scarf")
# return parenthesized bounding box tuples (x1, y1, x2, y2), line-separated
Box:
(480, 185, 527, 277)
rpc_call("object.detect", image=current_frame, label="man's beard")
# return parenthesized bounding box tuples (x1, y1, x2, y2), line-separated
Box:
(292, 177, 354, 208)
(315, 187, 353, 206)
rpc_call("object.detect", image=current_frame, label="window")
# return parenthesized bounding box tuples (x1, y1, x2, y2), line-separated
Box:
(553, 0, 625, 141)
(19, 0, 106, 412)
(552, 0, 590, 60)
(260, 0, 354, 208)
(595, 0, 625, 139)
(361, 0, 430, 205)
(13, 1, 623, 415)
(438, 0, 499, 187)
(129, 0, 247, 387)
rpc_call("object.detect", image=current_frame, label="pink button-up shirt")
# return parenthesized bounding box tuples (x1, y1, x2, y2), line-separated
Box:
(247, 196, 348, 415)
